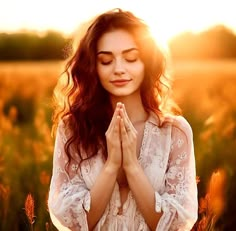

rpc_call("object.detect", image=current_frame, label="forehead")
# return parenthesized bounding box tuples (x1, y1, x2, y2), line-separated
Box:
(97, 29, 137, 52)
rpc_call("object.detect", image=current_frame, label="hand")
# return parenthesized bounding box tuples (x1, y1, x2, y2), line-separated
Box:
(119, 104, 139, 171)
(105, 102, 123, 172)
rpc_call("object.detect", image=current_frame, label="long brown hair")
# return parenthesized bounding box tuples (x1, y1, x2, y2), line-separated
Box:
(52, 8, 180, 169)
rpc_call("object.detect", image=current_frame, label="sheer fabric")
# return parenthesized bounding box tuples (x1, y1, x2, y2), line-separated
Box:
(48, 113, 198, 230)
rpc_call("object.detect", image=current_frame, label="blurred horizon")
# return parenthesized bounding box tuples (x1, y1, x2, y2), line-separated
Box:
(1, 24, 236, 61)
(0, 22, 236, 40)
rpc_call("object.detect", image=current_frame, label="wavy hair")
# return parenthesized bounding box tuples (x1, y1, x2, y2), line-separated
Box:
(52, 8, 181, 169)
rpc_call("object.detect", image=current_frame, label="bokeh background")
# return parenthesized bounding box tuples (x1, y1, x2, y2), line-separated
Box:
(0, 0, 236, 230)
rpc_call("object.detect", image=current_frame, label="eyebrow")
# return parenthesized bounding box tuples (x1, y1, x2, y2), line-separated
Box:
(97, 47, 138, 56)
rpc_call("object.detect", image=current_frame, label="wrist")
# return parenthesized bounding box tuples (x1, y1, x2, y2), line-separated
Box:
(123, 161, 140, 175)
(104, 161, 120, 175)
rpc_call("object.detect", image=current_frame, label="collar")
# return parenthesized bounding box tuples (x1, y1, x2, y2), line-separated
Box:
(146, 111, 160, 126)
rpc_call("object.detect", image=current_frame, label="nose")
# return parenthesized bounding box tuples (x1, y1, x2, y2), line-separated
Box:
(114, 59, 125, 76)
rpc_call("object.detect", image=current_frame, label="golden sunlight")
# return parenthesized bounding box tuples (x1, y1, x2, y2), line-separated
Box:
(133, 0, 236, 44)
(0, 0, 235, 41)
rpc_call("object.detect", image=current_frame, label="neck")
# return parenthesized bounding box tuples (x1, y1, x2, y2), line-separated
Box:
(110, 93, 148, 124)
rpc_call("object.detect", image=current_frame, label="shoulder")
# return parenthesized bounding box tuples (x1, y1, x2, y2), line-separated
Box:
(56, 115, 73, 139)
(163, 115, 193, 141)
(173, 115, 193, 136)
(148, 112, 193, 136)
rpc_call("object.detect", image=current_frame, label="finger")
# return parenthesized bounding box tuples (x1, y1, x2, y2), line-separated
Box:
(114, 115, 121, 134)
(119, 106, 135, 133)
(120, 118, 129, 140)
(106, 115, 121, 146)
(121, 104, 133, 125)
(107, 102, 122, 132)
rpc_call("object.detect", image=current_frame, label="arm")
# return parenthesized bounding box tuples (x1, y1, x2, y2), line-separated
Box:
(117, 104, 161, 229)
(88, 103, 123, 229)
(120, 106, 198, 230)
(87, 164, 118, 230)
(48, 122, 119, 231)
(124, 118, 198, 231)
(86, 103, 123, 229)
(119, 113, 162, 230)
(125, 164, 163, 230)
(155, 117, 198, 231)
(48, 121, 91, 231)
(49, 104, 123, 230)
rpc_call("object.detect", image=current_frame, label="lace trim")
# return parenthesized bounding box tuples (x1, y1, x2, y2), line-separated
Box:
(83, 191, 91, 212)
(154, 192, 162, 213)
(138, 121, 149, 166)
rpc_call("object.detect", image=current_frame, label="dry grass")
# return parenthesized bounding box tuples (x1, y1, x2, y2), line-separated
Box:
(24, 193, 35, 228)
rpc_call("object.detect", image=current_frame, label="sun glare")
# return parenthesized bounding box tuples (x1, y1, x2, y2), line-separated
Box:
(129, 0, 236, 46)
(0, 0, 235, 41)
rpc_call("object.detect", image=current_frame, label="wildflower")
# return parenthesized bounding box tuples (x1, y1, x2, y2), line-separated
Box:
(24, 193, 36, 226)
(197, 169, 226, 231)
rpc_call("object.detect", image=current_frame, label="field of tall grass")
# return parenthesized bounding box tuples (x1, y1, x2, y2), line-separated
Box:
(0, 60, 235, 230)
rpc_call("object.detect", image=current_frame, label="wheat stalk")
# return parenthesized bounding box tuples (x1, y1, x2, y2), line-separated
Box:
(24, 193, 35, 230)
(197, 169, 226, 231)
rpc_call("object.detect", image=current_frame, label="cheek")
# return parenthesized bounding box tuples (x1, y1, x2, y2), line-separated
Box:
(134, 63, 145, 82)
(97, 65, 109, 89)
(97, 65, 104, 82)
(97, 64, 109, 80)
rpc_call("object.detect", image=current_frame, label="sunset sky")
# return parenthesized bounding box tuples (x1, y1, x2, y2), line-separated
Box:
(0, 0, 235, 43)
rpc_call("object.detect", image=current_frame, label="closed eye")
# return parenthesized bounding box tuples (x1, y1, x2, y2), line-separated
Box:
(97, 52, 113, 65)
(126, 58, 137, 62)
(124, 50, 139, 63)
(101, 60, 113, 65)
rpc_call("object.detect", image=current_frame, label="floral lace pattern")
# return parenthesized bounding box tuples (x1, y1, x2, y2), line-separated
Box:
(48, 114, 198, 230)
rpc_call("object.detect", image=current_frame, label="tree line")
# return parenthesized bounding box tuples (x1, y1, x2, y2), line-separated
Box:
(0, 31, 71, 60)
(0, 25, 236, 61)
(169, 25, 236, 60)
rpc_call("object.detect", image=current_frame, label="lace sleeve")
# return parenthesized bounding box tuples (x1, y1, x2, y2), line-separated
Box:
(156, 116, 198, 231)
(48, 122, 90, 231)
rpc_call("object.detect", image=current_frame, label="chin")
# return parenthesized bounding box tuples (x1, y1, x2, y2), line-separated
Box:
(110, 90, 133, 97)
(110, 91, 140, 100)
(106, 87, 141, 98)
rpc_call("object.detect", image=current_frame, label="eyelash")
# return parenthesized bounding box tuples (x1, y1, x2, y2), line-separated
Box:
(101, 58, 137, 65)
(126, 58, 137, 62)
(101, 61, 112, 65)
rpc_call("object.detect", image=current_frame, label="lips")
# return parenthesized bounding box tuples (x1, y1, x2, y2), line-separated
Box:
(110, 79, 131, 86)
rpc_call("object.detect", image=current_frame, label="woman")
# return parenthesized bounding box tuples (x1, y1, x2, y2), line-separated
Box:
(48, 8, 198, 231)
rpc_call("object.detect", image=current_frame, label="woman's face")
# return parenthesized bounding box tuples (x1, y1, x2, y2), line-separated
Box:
(96, 29, 145, 98)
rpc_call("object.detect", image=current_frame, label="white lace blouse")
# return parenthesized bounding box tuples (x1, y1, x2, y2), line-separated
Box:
(48, 113, 198, 231)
